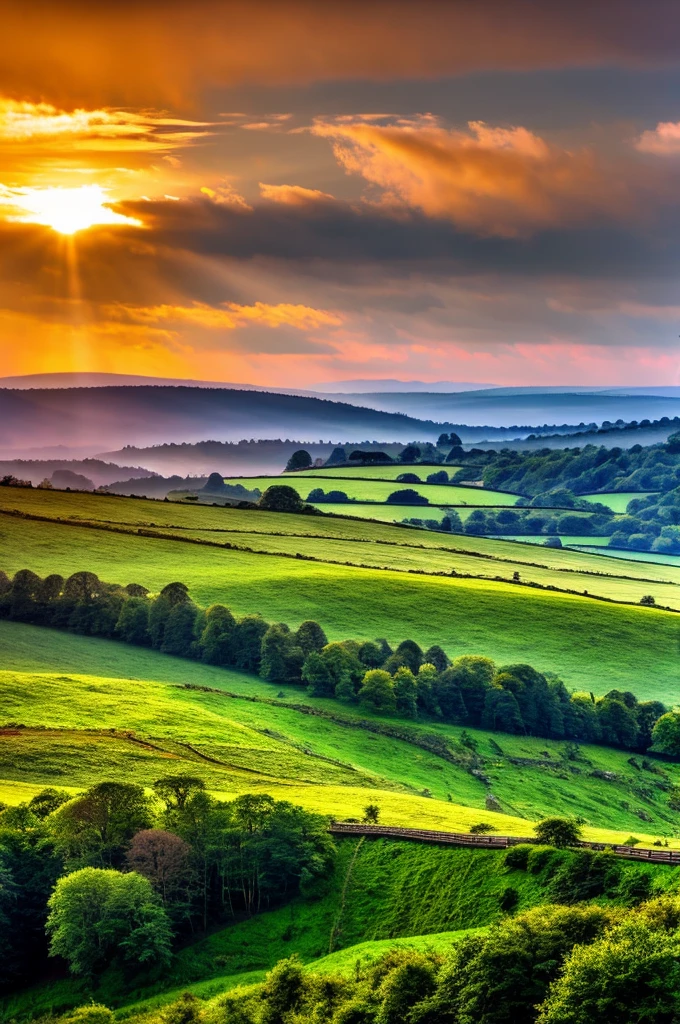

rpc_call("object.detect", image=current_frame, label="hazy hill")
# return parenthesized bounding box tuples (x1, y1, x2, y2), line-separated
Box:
(0, 386, 453, 453)
(331, 388, 680, 427)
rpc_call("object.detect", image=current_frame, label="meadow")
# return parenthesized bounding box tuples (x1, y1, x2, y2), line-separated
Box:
(223, 474, 521, 507)
(3, 619, 680, 841)
(1, 487, 679, 698)
(582, 491, 658, 513)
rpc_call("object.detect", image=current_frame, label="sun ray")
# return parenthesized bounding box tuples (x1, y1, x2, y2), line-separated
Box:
(1, 183, 142, 234)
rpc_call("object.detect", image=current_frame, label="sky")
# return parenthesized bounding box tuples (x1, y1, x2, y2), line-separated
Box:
(2, 0, 680, 388)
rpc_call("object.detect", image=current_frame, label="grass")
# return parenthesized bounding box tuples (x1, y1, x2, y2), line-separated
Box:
(4, 621, 680, 838)
(571, 545, 680, 567)
(311, 503, 517, 524)
(581, 492, 657, 513)
(496, 535, 612, 547)
(1, 488, 680, 698)
(223, 475, 521, 507)
(228, 465, 463, 482)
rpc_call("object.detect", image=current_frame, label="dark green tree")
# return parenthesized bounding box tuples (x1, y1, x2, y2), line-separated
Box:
(49, 782, 154, 867)
(284, 450, 312, 473)
(393, 666, 418, 718)
(232, 615, 270, 672)
(259, 486, 305, 512)
(161, 601, 198, 657)
(295, 620, 328, 657)
(115, 597, 151, 646)
(199, 604, 236, 665)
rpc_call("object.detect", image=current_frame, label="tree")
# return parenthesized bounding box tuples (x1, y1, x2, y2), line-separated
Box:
(482, 687, 525, 734)
(363, 804, 380, 823)
(28, 788, 70, 819)
(125, 829, 193, 906)
(534, 818, 583, 849)
(46, 868, 172, 976)
(358, 670, 397, 715)
(8, 569, 42, 621)
(399, 446, 421, 463)
(302, 651, 335, 698)
(433, 904, 615, 1024)
(393, 667, 418, 718)
(153, 776, 206, 811)
(386, 488, 429, 505)
(199, 604, 236, 665)
(537, 920, 680, 1024)
(261, 955, 309, 1024)
(115, 598, 150, 646)
(326, 447, 347, 466)
(388, 639, 423, 674)
(161, 601, 198, 657)
(310, 643, 364, 701)
(423, 645, 449, 672)
(358, 640, 385, 668)
(259, 485, 305, 512)
(596, 697, 640, 749)
(651, 711, 680, 757)
(376, 951, 438, 1024)
(416, 663, 441, 716)
(202, 472, 226, 493)
(148, 582, 191, 648)
(443, 656, 496, 726)
(295, 620, 328, 657)
(284, 450, 312, 473)
(49, 782, 154, 867)
(232, 614, 270, 671)
(260, 624, 303, 685)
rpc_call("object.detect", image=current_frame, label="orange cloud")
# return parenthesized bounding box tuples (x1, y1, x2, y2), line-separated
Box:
(0, 98, 211, 151)
(259, 183, 335, 205)
(0, 2, 677, 109)
(313, 118, 629, 237)
(109, 301, 343, 331)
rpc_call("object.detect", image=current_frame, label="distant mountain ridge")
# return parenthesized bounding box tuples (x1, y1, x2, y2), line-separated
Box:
(0, 384, 454, 452)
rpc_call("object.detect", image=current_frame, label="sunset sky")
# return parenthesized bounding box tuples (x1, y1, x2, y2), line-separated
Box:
(3, 0, 680, 387)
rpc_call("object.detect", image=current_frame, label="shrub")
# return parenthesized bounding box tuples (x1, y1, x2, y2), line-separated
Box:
(504, 844, 532, 871)
(259, 486, 306, 512)
(499, 886, 519, 912)
(284, 450, 312, 473)
(386, 489, 429, 505)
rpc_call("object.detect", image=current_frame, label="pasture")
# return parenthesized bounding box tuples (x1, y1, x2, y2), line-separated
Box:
(1, 488, 680, 698)
(582, 492, 658, 513)
(223, 475, 521, 506)
(3, 620, 680, 840)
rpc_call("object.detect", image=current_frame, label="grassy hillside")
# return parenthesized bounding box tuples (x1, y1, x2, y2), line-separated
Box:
(2, 833, 675, 1020)
(223, 474, 519, 506)
(1, 488, 679, 699)
(3, 621, 680, 840)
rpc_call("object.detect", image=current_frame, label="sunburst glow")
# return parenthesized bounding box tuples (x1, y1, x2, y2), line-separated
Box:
(5, 184, 141, 234)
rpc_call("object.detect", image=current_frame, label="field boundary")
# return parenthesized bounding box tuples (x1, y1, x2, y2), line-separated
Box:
(329, 823, 680, 863)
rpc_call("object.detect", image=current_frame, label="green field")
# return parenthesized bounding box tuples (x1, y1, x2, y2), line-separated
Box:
(1, 487, 680, 698)
(273, 464, 463, 482)
(582, 492, 657, 513)
(309, 502, 513, 523)
(571, 545, 680, 567)
(223, 475, 520, 506)
(497, 535, 611, 547)
(4, 620, 680, 841)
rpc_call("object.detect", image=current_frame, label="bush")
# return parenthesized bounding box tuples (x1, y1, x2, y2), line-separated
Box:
(386, 489, 429, 505)
(284, 450, 312, 473)
(259, 485, 306, 513)
(396, 473, 421, 483)
(527, 846, 560, 876)
(504, 844, 532, 871)
(499, 886, 519, 912)
(549, 850, 620, 904)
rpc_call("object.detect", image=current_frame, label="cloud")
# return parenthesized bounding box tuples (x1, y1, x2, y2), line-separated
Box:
(635, 120, 680, 154)
(259, 183, 335, 205)
(2, 2, 680, 109)
(313, 117, 630, 237)
(108, 300, 343, 331)
(200, 184, 252, 209)
(0, 98, 211, 151)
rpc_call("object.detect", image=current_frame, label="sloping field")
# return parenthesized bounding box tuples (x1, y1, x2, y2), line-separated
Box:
(3, 621, 680, 840)
(581, 491, 658, 513)
(224, 475, 521, 506)
(293, 464, 463, 481)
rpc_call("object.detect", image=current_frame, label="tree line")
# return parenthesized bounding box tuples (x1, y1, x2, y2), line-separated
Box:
(3, 568, 679, 756)
(0, 780, 333, 989)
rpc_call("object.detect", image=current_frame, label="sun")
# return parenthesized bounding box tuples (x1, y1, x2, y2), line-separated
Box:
(6, 183, 142, 234)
